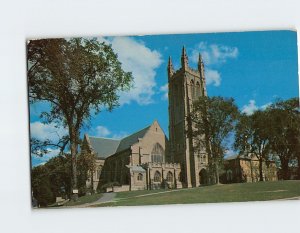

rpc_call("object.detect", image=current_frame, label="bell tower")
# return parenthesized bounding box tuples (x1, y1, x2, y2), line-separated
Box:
(168, 47, 208, 188)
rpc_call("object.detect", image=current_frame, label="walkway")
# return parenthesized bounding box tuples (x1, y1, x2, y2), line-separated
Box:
(64, 192, 116, 208)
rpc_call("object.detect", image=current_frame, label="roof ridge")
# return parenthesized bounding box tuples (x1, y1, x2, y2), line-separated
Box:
(116, 124, 152, 153)
(120, 124, 151, 141)
(88, 135, 121, 141)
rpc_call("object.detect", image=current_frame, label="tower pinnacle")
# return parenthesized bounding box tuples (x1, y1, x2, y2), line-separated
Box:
(197, 53, 207, 96)
(198, 53, 203, 67)
(168, 56, 174, 78)
(181, 46, 188, 68)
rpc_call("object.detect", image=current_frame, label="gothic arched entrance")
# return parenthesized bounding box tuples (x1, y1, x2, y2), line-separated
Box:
(199, 169, 208, 185)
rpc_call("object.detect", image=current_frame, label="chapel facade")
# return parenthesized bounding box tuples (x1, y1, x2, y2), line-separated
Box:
(81, 48, 278, 193)
(81, 48, 209, 192)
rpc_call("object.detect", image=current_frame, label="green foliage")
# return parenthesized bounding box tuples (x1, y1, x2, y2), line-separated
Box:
(31, 153, 96, 206)
(28, 38, 133, 190)
(27, 38, 133, 125)
(267, 98, 300, 179)
(235, 111, 272, 181)
(190, 96, 239, 183)
(45, 155, 72, 197)
(77, 152, 97, 195)
(31, 165, 54, 207)
(235, 97, 300, 180)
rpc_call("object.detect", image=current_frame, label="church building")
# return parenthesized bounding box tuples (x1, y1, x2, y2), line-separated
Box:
(82, 120, 182, 192)
(81, 47, 217, 191)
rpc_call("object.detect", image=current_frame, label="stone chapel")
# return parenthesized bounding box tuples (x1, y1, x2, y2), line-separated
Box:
(81, 47, 211, 192)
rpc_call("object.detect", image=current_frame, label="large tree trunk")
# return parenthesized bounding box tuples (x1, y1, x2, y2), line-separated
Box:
(259, 156, 264, 181)
(90, 168, 94, 194)
(70, 125, 78, 200)
(215, 161, 220, 184)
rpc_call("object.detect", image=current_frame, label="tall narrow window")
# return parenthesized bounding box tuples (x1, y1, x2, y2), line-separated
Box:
(190, 80, 194, 100)
(137, 173, 143, 181)
(151, 143, 164, 163)
(166, 172, 173, 182)
(196, 82, 201, 98)
(154, 171, 161, 182)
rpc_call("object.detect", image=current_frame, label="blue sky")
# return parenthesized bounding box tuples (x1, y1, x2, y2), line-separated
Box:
(30, 30, 299, 166)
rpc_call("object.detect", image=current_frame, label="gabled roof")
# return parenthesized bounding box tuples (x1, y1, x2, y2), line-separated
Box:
(116, 126, 150, 153)
(88, 137, 120, 159)
(86, 125, 151, 159)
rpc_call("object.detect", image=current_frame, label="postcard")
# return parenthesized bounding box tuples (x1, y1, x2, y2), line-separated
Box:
(28, 30, 300, 208)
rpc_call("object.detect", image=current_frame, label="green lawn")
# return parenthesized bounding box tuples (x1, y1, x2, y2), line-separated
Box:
(64, 193, 103, 206)
(93, 180, 300, 207)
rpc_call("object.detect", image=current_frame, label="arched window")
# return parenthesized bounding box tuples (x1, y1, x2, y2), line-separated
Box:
(151, 143, 164, 163)
(196, 82, 201, 98)
(137, 173, 143, 181)
(166, 172, 173, 182)
(190, 80, 195, 100)
(154, 171, 161, 182)
(174, 84, 178, 106)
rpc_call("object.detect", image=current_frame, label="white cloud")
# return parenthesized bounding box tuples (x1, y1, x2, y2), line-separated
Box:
(95, 125, 111, 137)
(191, 42, 238, 65)
(30, 121, 68, 141)
(242, 100, 258, 115)
(31, 148, 61, 166)
(205, 69, 221, 86)
(242, 100, 272, 115)
(160, 83, 168, 100)
(190, 42, 238, 87)
(101, 37, 163, 105)
(94, 125, 127, 139)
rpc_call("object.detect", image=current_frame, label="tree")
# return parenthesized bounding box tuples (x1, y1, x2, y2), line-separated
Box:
(28, 38, 133, 199)
(190, 96, 239, 184)
(31, 165, 54, 207)
(77, 152, 97, 195)
(235, 111, 272, 181)
(267, 98, 300, 179)
(45, 154, 72, 198)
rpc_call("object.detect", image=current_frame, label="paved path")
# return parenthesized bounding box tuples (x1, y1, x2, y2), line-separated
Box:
(64, 192, 116, 208)
(92, 192, 116, 204)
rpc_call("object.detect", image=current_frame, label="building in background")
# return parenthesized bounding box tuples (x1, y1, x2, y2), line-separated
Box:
(223, 154, 278, 183)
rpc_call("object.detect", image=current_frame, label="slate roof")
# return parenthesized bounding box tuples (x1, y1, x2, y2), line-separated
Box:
(116, 126, 150, 153)
(87, 125, 151, 159)
(88, 137, 120, 159)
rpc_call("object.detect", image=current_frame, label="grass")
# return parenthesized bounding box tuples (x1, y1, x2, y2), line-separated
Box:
(92, 180, 300, 207)
(64, 193, 103, 206)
